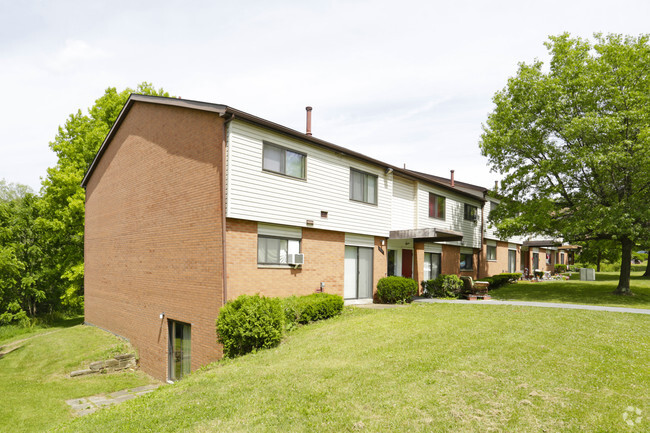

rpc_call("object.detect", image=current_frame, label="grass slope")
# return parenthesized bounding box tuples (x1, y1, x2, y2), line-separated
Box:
(0, 322, 156, 433)
(56, 305, 650, 432)
(491, 272, 650, 309)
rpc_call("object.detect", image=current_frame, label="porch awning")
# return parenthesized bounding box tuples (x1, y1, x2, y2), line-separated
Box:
(389, 228, 463, 242)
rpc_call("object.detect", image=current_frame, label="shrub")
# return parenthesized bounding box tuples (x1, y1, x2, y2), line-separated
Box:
(377, 276, 418, 304)
(483, 274, 510, 289)
(499, 272, 522, 282)
(534, 270, 544, 279)
(282, 293, 344, 327)
(429, 274, 464, 298)
(554, 264, 567, 274)
(216, 294, 285, 358)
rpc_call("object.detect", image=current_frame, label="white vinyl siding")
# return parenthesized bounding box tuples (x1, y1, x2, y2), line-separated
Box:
(391, 176, 416, 230)
(226, 120, 392, 236)
(416, 185, 483, 249)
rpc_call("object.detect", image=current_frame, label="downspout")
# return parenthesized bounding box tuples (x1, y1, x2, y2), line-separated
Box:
(221, 113, 235, 305)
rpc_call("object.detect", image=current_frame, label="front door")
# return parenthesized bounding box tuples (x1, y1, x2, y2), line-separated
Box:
(401, 249, 413, 278)
(344, 246, 374, 299)
(168, 320, 191, 381)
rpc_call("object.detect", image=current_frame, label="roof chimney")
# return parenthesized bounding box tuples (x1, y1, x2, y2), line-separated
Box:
(305, 106, 312, 136)
(450, 170, 455, 187)
(494, 180, 498, 191)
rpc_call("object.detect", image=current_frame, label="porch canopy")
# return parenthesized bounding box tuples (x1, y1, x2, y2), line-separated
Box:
(389, 228, 463, 243)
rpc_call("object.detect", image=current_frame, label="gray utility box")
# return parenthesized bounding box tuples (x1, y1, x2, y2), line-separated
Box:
(579, 268, 596, 281)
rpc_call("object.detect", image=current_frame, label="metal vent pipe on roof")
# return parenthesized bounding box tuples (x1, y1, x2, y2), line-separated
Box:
(450, 170, 455, 187)
(306, 106, 312, 135)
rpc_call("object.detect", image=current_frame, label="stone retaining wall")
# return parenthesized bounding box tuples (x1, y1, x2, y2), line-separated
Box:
(70, 353, 136, 377)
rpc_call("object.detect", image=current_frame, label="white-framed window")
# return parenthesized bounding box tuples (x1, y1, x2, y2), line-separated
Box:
(257, 236, 300, 265)
(349, 168, 377, 204)
(460, 252, 473, 270)
(262, 141, 306, 179)
(464, 204, 478, 222)
(424, 252, 441, 280)
(429, 193, 445, 219)
(487, 245, 497, 261)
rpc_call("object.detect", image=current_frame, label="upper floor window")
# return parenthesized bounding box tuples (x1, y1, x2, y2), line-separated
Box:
(464, 204, 478, 222)
(263, 142, 306, 179)
(489, 201, 498, 217)
(429, 193, 446, 219)
(349, 169, 377, 204)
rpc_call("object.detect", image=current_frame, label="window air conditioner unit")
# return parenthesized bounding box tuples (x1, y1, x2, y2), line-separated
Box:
(287, 253, 304, 266)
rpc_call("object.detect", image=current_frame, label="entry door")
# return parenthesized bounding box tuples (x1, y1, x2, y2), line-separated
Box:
(344, 246, 374, 299)
(168, 320, 191, 381)
(508, 250, 516, 273)
(401, 249, 413, 278)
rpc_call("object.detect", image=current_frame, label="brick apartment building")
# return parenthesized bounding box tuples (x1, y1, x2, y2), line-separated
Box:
(82, 94, 551, 381)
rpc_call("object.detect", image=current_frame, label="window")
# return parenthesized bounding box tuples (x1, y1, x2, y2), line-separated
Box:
(487, 245, 497, 261)
(262, 142, 306, 179)
(168, 320, 191, 381)
(257, 236, 300, 265)
(464, 204, 478, 222)
(489, 201, 498, 217)
(424, 252, 441, 280)
(460, 253, 473, 270)
(532, 252, 539, 269)
(349, 169, 377, 204)
(429, 193, 446, 219)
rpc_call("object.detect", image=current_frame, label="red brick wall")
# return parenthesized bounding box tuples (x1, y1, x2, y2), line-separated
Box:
(84, 101, 225, 381)
(226, 219, 387, 300)
(481, 241, 511, 277)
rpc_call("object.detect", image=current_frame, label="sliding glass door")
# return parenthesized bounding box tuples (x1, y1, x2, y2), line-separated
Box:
(344, 246, 373, 299)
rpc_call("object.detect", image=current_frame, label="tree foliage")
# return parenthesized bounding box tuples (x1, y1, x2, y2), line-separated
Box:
(577, 240, 621, 272)
(480, 33, 650, 294)
(0, 83, 169, 324)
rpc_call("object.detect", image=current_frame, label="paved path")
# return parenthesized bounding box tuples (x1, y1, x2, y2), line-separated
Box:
(66, 384, 162, 416)
(414, 298, 650, 315)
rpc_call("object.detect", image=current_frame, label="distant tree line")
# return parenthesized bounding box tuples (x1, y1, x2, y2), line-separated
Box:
(0, 83, 169, 324)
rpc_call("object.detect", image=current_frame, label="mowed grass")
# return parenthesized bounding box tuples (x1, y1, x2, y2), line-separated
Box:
(491, 271, 650, 309)
(0, 321, 157, 433)
(55, 304, 650, 432)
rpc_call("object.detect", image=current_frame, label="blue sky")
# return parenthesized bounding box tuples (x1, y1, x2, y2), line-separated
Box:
(1, 0, 649, 192)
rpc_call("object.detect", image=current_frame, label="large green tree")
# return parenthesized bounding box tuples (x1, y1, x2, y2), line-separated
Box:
(36, 82, 170, 314)
(480, 33, 650, 295)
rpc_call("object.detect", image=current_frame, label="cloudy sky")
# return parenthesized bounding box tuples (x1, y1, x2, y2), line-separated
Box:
(1, 0, 649, 192)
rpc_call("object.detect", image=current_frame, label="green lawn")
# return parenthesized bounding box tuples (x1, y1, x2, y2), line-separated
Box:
(490, 271, 650, 309)
(0, 320, 157, 433)
(54, 304, 650, 432)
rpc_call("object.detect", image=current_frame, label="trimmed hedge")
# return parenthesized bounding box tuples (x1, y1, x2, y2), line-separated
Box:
(282, 293, 344, 327)
(554, 264, 567, 273)
(217, 293, 345, 357)
(377, 276, 418, 304)
(499, 272, 522, 282)
(216, 294, 285, 358)
(482, 274, 510, 290)
(423, 274, 464, 298)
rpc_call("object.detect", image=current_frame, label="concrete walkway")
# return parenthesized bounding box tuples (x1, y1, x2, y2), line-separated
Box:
(414, 298, 650, 315)
(66, 384, 162, 416)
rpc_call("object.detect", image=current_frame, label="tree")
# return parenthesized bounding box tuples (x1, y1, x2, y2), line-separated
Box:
(37, 82, 170, 313)
(577, 240, 621, 272)
(480, 33, 650, 295)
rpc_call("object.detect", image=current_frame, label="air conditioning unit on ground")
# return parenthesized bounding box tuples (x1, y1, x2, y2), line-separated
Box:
(287, 253, 305, 266)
